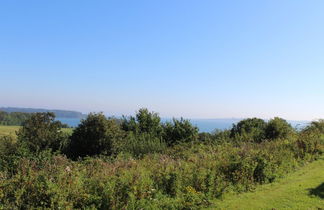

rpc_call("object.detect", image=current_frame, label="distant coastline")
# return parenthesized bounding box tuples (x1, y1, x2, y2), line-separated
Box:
(0, 107, 86, 119)
(0, 107, 310, 132)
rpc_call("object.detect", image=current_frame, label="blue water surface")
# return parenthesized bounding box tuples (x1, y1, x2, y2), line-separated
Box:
(56, 117, 310, 133)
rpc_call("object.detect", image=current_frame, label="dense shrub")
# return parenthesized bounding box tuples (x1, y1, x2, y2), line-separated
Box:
(16, 112, 67, 153)
(303, 119, 324, 133)
(265, 117, 294, 140)
(121, 108, 163, 137)
(296, 130, 324, 160)
(230, 118, 267, 143)
(1, 111, 324, 209)
(212, 129, 231, 144)
(163, 118, 199, 146)
(114, 132, 167, 157)
(68, 113, 123, 159)
(0, 135, 322, 209)
(0, 136, 20, 173)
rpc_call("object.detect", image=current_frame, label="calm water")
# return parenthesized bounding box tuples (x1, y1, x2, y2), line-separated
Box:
(56, 117, 310, 133)
(56, 118, 82, 127)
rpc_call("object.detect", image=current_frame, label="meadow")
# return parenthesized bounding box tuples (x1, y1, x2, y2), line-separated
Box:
(0, 125, 20, 138)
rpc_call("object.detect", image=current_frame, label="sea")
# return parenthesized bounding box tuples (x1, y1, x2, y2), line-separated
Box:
(56, 117, 310, 133)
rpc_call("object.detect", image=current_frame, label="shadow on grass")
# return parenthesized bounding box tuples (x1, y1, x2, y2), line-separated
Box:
(309, 183, 324, 199)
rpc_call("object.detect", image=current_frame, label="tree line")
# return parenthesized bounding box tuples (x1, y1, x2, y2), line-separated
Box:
(10, 108, 309, 159)
(0, 111, 31, 126)
(0, 111, 70, 127)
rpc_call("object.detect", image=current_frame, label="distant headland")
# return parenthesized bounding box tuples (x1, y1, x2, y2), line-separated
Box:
(0, 107, 86, 119)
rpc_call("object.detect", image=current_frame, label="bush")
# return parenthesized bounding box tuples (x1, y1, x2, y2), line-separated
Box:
(265, 117, 294, 140)
(114, 132, 167, 157)
(16, 112, 67, 153)
(121, 108, 163, 137)
(68, 113, 123, 159)
(163, 118, 199, 146)
(230, 118, 267, 143)
(296, 130, 324, 160)
(303, 119, 324, 133)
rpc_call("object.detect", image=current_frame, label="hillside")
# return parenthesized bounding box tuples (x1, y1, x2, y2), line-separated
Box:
(0, 107, 86, 118)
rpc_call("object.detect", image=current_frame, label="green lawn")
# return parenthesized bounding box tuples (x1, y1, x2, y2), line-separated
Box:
(0, 125, 20, 138)
(210, 157, 324, 210)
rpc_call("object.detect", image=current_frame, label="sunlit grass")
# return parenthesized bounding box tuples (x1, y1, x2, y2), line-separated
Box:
(210, 156, 324, 210)
(0, 125, 20, 138)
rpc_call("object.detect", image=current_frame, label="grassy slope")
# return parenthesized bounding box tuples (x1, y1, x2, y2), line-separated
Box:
(211, 156, 324, 210)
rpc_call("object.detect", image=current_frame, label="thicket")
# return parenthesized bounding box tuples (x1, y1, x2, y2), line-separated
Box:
(0, 109, 323, 209)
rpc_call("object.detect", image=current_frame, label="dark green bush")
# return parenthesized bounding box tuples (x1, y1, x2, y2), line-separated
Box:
(17, 112, 67, 153)
(114, 132, 167, 157)
(265, 117, 294, 140)
(68, 113, 124, 159)
(121, 108, 163, 137)
(230, 118, 267, 143)
(163, 118, 199, 146)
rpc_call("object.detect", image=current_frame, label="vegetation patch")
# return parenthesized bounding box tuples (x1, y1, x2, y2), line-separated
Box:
(0, 109, 323, 209)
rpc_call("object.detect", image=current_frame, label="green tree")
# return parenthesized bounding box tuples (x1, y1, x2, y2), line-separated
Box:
(68, 113, 123, 159)
(265, 117, 294, 140)
(163, 118, 199, 145)
(230, 118, 267, 143)
(303, 119, 324, 134)
(17, 112, 66, 153)
(121, 108, 163, 137)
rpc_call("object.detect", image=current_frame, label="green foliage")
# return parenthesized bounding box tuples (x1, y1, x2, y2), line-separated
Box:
(296, 131, 324, 160)
(211, 129, 232, 144)
(0, 135, 322, 209)
(121, 108, 163, 137)
(303, 119, 324, 133)
(213, 155, 324, 209)
(68, 113, 123, 159)
(115, 132, 167, 158)
(163, 118, 199, 146)
(230, 118, 267, 143)
(1, 109, 324, 209)
(0, 136, 20, 173)
(265, 117, 294, 140)
(0, 111, 31, 126)
(16, 112, 67, 153)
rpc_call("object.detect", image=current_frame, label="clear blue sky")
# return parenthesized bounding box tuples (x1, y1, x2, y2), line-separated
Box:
(1, 0, 324, 120)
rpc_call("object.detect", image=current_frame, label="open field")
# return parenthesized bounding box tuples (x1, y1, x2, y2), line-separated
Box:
(211, 156, 324, 210)
(0, 126, 20, 138)
(0, 125, 73, 138)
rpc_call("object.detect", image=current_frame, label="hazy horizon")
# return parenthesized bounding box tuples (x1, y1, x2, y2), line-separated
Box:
(1, 1, 324, 121)
(0, 106, 314, 122)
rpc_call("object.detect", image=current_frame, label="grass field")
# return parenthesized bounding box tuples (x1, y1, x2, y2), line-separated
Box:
(210, 156, 324, 210)
(0, 126, 73, 138)
(0, 126, 20, 138)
